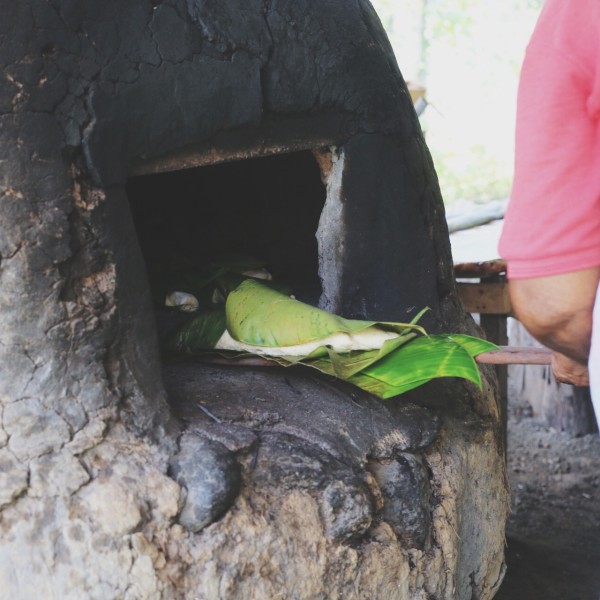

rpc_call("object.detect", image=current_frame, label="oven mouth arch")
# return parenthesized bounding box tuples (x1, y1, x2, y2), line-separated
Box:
(125, 144, 344, 333)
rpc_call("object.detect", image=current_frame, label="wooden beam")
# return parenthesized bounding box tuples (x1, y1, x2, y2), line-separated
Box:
(457, 281, 512, 315)
(454, 259, 506, 279)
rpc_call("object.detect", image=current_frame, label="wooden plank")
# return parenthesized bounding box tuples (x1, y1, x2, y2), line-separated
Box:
(480, 310, 509, 457)
(454, 259, 506, 279)
(457, 281, 512, 315)
(129, 136, 339, 177)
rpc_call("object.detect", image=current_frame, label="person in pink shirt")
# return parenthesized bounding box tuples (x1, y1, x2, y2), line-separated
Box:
(498, 0, 600, 411)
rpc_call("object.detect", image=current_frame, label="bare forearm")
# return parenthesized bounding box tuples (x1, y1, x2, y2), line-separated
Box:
(508, 267, 600, 364)
(519, 300, 592, 363)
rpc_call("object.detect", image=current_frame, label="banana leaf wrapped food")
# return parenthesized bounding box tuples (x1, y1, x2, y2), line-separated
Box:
(164, 277, 496, 400)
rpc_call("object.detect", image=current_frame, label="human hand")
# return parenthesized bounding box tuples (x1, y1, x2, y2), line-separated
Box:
(551, 352, 589, 386)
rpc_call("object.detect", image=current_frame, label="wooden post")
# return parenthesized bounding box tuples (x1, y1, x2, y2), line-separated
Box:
(479, 277, 509, 453)
(455, 261, 511, 452)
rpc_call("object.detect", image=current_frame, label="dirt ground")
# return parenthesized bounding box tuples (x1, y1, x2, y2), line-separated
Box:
(448, 221, 600, 599)
(495, 412, 600, 600)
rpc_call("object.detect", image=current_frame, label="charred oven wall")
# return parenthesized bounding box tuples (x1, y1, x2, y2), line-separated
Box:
(0, 0, 477, 436)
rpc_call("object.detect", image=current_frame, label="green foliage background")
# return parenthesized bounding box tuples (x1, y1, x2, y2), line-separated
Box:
(370, 0, 544, 205)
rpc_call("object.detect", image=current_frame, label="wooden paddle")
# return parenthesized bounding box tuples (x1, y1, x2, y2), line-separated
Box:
(475, 346, 552, 365)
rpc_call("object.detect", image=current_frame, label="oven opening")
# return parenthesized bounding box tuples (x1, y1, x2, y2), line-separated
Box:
(126, 149, 328, 351)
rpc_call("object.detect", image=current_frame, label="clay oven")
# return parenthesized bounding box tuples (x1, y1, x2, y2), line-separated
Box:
(0, 1, 509, 598)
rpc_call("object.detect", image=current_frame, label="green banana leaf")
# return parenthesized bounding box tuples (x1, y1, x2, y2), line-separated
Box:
(166, 308, 227, 354)
(317, 333, 419, 378)
(344, 334, 497, 398)
(226, 279, 426, 347)
(166, 279, 496, 400)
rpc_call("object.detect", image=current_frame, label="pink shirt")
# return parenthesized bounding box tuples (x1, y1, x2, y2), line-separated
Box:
(498, 0, 600, 279)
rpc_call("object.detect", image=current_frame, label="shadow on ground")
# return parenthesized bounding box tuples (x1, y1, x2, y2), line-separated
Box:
(495, 418, 600, 600)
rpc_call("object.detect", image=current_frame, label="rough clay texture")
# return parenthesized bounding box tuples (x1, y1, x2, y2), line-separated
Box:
(162, 365, 508, 600)
(0, 1, 508, 598)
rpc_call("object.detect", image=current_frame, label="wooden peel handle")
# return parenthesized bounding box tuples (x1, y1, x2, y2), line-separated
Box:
(198, 346, 553, 367)
(475, 346, 552, 365)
